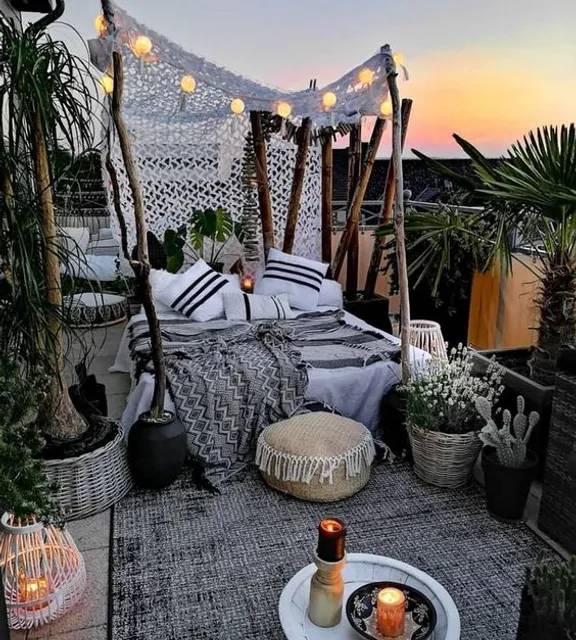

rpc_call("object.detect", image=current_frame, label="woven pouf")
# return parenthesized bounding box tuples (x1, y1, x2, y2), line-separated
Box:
(255, 412, 375, 502)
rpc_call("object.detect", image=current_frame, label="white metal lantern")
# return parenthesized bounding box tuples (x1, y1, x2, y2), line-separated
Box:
(0, 514, 86, 629)
(409, 320, 448, 362)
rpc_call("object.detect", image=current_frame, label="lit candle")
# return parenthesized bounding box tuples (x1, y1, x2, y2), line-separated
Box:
(18, 573, 49, 610)
(316, 518, 346, 562)
(241, 275, 254, 292)
(376, 587, 406, 637)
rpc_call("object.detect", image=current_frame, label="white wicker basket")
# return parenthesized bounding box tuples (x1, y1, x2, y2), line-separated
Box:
(44, 419, 132, 521)
(408, 424, 481, 489)
(0, 514, 86, 629)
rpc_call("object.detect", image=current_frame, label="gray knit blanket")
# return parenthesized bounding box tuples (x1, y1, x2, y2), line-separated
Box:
(128, 310, 399, 483)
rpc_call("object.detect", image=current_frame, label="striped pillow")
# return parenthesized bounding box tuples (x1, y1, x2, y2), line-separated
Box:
(255, 248, 328, 311)
(223, 292, 295, 322)
(156, 260, 240, 322)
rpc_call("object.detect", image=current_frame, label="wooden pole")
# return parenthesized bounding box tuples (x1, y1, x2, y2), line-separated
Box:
(102, 0, 167, 418)
(364, 98, 413, 297)
(321, 136, 333, 266)
(346, 123, 362, 297)
(250, 111, 275, 257)
(331, 117, 386, 280)
(388, 75, 411, 384)
(283, 117, 312, 254)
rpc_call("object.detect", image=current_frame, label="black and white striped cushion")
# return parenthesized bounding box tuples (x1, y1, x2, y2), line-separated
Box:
(255, 248, 328, 311)
(223, 292, 295, 322)
(156, 259, 240, 322)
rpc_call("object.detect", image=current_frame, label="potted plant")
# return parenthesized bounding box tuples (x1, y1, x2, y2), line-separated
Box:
(0, 3, 131, 518)
(163, 207, 242, 274)
(99, 1, 186, 489)
(404, 345, 504, 488)
(393, 126, 576, 472)
(475, 395, 539, 521)
(516, 557, 576, 639)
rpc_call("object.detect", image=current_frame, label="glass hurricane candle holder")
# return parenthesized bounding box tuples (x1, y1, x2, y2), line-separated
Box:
(0, 513, 86, 629)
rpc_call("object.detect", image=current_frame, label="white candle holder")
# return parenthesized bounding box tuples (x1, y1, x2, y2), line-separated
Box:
(0, 513, 86, 629)
(308, 551, 347, 628)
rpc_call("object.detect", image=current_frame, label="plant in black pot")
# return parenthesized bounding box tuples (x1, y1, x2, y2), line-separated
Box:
(100, 0, 186, 490)
(475, 395, 539, 522)
(516, 557, 576, 640)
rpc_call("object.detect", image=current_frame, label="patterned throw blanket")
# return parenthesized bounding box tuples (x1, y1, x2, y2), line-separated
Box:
(128, 310, 399, 483)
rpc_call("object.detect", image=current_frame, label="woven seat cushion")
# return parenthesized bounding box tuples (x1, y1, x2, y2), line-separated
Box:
(255, 412, 375, 502)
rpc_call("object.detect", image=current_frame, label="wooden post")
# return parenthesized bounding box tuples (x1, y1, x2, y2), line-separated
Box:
(346, 123, 362, 297)
(364, 98, 412, 297)
(388, 76, 411, 384)
(331, 117, 386, 280)
(283, 117, 312, 254)
(321, 136, 333, 266)
(250, 111, 275, 257)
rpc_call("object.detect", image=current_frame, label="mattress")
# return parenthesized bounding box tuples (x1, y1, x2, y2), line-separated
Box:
(111, 307, 429, 433)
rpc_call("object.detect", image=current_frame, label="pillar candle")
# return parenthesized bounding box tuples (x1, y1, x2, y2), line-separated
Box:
(376, 587, 406, 637)
(316, 518, 346, 562)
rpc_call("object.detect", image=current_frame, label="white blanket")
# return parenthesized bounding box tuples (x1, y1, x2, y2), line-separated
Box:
(111, 307, 429, 433)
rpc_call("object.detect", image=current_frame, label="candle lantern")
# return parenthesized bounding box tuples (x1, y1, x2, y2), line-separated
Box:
(308, 519, 347, 628)
(376, 587, 406, 637)
(0, 514, 86, 629)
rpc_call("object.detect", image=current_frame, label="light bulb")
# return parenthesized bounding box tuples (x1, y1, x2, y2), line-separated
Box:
(93, 14, 106, 35)
(99, 75, 114, 94)
(358, 67, 374, 86)
(380, 99, 392, 118)
(230, 98, 245, 115)
(132, 35, 152, 58)
(180, 75, 196, 94)
(276, 101, 292, 118)
(322, 91, 337, 110)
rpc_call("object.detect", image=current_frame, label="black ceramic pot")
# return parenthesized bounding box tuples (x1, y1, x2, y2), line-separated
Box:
(128, 411, 187, 489)
(482, 449, 538, 522)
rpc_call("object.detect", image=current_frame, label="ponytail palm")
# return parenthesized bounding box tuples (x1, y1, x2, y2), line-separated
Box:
(388, 124, 576, 385)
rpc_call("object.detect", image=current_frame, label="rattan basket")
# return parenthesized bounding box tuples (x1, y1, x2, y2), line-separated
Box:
(408, 423, 481, 489)
(44, 419, 132, 521)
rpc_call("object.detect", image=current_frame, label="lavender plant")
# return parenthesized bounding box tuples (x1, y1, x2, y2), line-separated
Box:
(405, 345, 504, 434)
(475, 395, 539, 467)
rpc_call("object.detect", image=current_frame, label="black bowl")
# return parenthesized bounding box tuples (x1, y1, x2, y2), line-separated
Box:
(346, 581, 437, 640)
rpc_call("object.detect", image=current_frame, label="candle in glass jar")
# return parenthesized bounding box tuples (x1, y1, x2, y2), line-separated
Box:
(376, 587, 406, 637)
(316, 518, 346, 562)
(241, 275, 254, 292)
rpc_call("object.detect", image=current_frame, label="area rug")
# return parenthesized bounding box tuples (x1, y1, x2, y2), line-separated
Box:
(110, 462, 553, 640)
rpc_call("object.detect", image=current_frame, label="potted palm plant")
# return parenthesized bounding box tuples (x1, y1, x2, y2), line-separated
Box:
(404, 345, 504, 488)
(0, 3, 131, 518)
(475, 395, 539, 521)
(388, 126, 576, 472)
(517, 557, 576, 640)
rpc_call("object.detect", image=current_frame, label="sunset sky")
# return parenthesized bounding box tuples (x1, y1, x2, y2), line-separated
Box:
(49, 0, 576, 158)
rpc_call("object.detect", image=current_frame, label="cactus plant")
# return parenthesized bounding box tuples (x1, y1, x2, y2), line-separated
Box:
(530, 556, 576, 630)
(475, 395, 539, 468)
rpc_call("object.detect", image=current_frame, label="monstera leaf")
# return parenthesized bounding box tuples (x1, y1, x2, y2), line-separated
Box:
(189, 208, 234, 250)
(163, 226, 186, 274)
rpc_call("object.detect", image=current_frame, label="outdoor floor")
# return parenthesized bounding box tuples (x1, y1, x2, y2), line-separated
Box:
(8, 320, 569, 640)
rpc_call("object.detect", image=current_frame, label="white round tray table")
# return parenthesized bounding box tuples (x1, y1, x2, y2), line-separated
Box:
(279, 553, 460, 640)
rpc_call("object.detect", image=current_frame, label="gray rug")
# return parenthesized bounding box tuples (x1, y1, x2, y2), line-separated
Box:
(110, 462, 553, 640)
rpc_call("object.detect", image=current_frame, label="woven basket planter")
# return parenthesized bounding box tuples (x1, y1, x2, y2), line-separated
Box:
(538, 371, 576, 553)
(44, 419, 132, 521)
(408, 424, 481, 488)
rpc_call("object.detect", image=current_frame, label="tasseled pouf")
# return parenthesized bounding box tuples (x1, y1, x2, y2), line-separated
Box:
(255, 412, 375, 502)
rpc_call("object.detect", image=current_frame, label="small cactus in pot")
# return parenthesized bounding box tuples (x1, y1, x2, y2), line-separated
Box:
(475, 395, 539, 468)
(475, 395, 540, 521)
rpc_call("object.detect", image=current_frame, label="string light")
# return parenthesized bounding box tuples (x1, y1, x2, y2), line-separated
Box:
(393, 52, 405, 67)
(230, 98, 245, 115)
(93, 14, 106, 35)
(132, 35, 152, 58)
(99, 75, 114, 94)
(322, 92, 337, 110)
(379, 99, 392, 118)
(358, 67, 374, 86)
(276, 101, 292, 118)
(180, 75, 196, 94)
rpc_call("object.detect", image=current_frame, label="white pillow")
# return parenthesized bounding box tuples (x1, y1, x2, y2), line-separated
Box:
(255, 248, 328, 311)
(223, 292, 295, 321)
(318, 279, 344, 309)
(156, 260, 240, 322)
